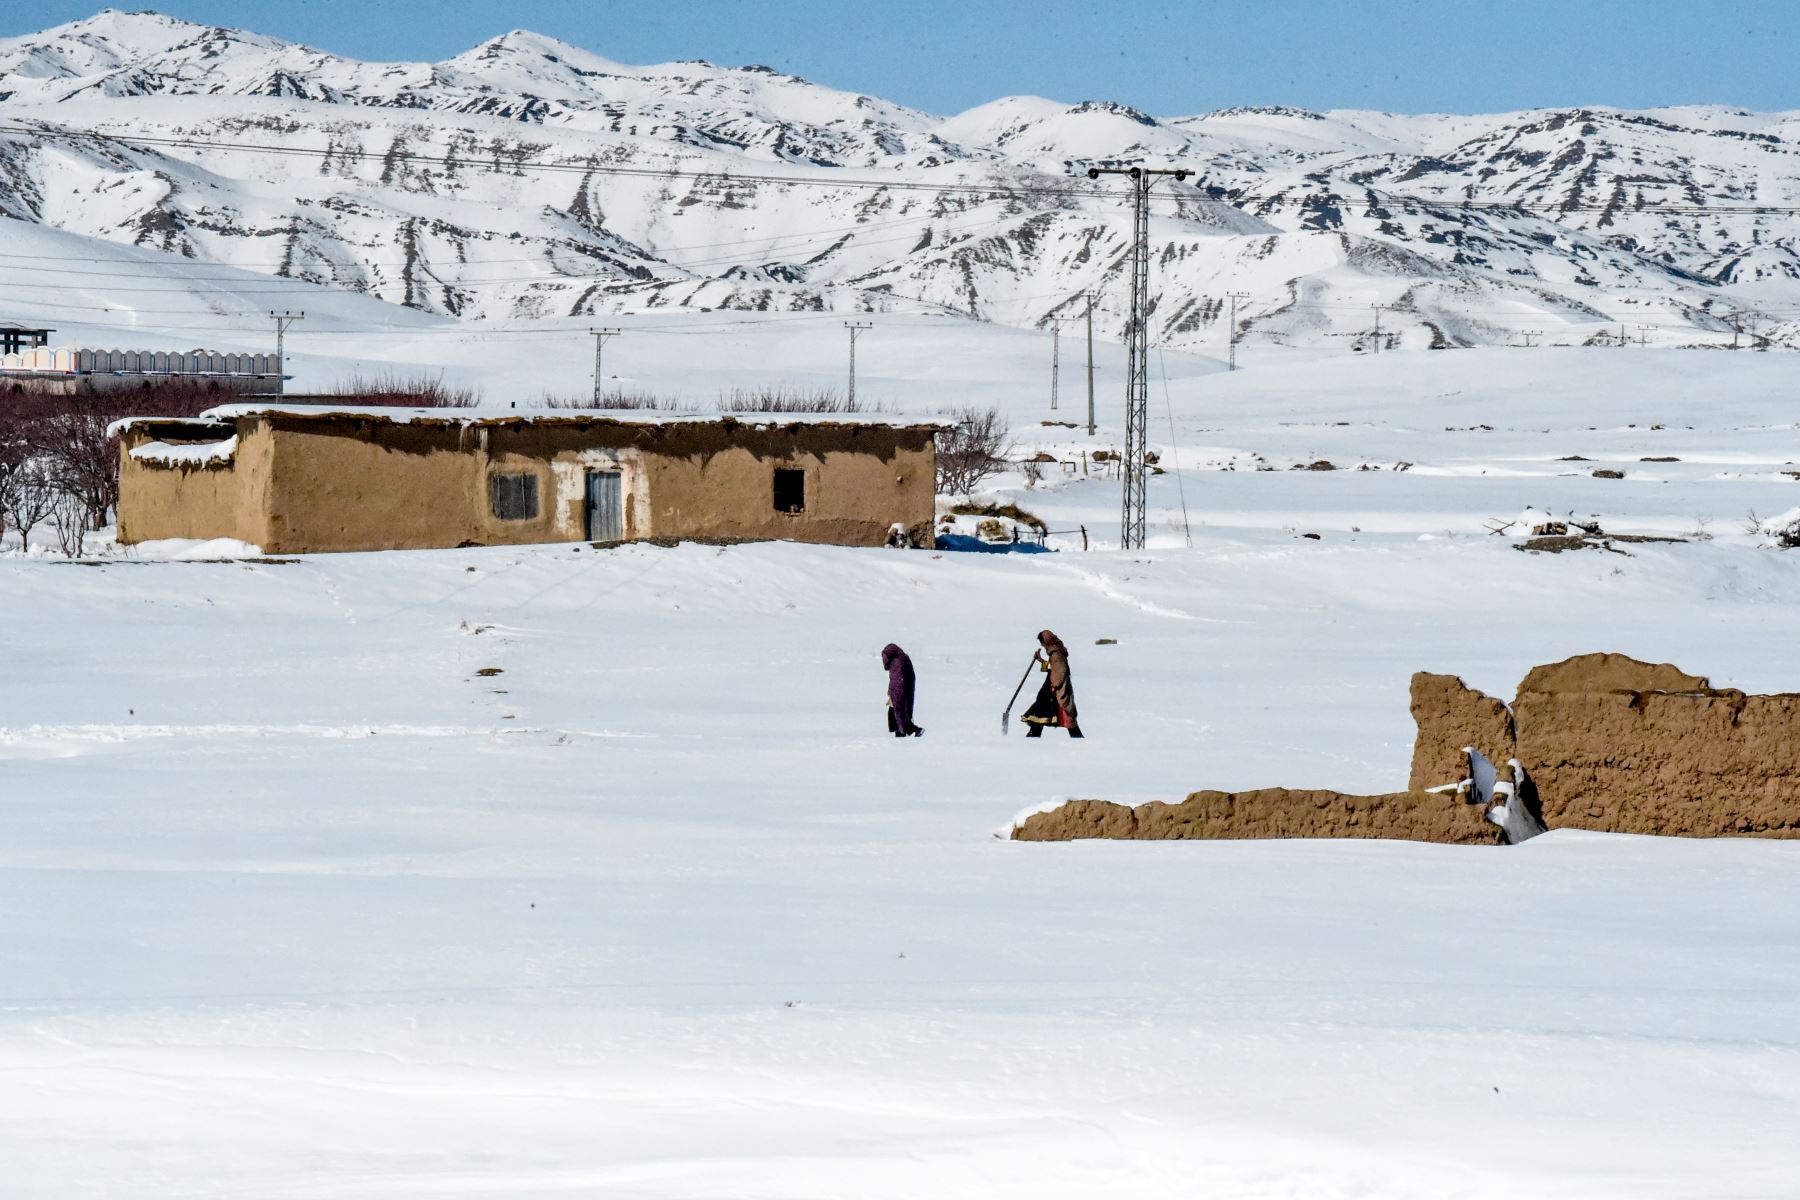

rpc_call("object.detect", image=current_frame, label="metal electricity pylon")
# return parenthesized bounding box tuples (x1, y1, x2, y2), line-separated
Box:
(1226, 291, 1250, 371)
(1087, 165, 1189, 550)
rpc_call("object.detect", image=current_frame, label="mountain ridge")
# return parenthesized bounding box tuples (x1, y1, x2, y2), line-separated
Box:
(3, 9, 1799, 350)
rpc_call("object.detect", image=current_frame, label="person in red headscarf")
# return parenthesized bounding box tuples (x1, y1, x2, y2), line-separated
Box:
(1021, 629, 1082, 738)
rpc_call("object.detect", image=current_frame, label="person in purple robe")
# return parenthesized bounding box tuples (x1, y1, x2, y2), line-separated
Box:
(881, 643, 924, 737)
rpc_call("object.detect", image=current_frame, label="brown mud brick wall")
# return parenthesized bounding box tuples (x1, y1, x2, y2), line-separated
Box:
(1017, 653, 1800, 845)
(116, 419, 274, 546)
(1407, 672, 1517, 792)
(1511, 653, 1800, 837)
(1013, 789, 1504, 845)
(120, 411, 939, 553)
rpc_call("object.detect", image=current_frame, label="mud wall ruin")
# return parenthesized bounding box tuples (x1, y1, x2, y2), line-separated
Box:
(1413, 654, 1800, 838)
(1012, 789, 1505, 845)
(1015, 653, 1800, 845)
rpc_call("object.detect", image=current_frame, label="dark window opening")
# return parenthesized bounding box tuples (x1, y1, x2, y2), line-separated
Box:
(490, 472, 540, 521)
(773, 468, 806, 514)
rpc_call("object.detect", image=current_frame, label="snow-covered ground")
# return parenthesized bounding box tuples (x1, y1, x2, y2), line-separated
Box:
(5, 320, 1800, 1194)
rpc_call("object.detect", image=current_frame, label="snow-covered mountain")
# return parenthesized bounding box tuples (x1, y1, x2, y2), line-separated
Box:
(4, 8, 1800, 350)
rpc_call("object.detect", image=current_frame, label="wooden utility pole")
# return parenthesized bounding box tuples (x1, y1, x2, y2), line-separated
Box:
(1084, 291, 1096, 437)
(590, 328, 621, 406)
(270, 311, 303, 394)
(844, 321, 872, 407)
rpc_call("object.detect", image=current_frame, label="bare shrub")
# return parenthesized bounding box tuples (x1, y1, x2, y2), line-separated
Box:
(0, 430, 23, 546)
(935, 406, 1011, 497)
(38, 406, 122, 529)
(49, 490, 87, 557)
(329, 370, 479, 408)
(1758, 509, 1800, 548)
(0, 458, 56, 552)
(548, 385, 890, 415)
(718, 386, 884, 413)
(541, 390, 678, 411)
(0, 383, 222, 530)
(948, 500, 1047, 536)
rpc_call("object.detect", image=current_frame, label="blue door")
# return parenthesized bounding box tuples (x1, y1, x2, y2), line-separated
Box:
(585, 471, 623, 542)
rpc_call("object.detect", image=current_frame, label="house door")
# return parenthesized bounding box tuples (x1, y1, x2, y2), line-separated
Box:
(585, 470, 623, 542)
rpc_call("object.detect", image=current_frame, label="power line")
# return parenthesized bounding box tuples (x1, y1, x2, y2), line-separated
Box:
(0, 208, 1025, 290)
(0, 194, 1025, 274)
(1156, 347, 1193, 549)
(0, 122, 1126, 201)
(10, 121, 1800, 218)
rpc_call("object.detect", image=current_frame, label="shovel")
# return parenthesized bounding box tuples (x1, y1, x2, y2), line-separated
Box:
(1002, 653, 1043, 735)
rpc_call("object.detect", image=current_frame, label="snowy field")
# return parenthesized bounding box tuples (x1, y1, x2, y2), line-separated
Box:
(5, 326, 1800, 1196)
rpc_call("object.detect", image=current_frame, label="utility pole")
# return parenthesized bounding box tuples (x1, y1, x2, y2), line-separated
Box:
(1370, 304, 1386, 355)
(844, 321, 872, 408)
(1088, 164, 1190, 550)
(1729, 310, 1743, 349)
(1638, 324, 1653, 347)
(1226, 291, 1250, 371)
(589, 327, 621, 406)
(1084, 290, 1096, 437)
(270, 311, 303, 394)
(1044, 310, 1083, 412)
(1520, 330, 1543, 348)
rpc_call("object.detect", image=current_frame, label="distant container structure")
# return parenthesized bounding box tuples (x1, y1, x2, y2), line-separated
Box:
(0, 338, 284, 395)
(0, 323, 54, 355)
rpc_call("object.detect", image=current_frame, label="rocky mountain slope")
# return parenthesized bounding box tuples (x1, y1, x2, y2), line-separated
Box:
(4, 8, 1800, 350)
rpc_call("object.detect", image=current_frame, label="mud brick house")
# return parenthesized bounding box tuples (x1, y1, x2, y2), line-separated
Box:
(113, 402, 944, 553)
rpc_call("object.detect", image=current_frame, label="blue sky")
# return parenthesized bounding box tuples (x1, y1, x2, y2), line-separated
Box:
(8, 1, 1800, 117)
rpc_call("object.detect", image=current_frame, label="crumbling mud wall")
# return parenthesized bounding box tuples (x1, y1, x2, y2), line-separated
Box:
(1015, 653, 1800, 845)
(1511, 654, 1800, 837)
(1013, 789, 1504, 845)
(1408, 672, 1516, 792)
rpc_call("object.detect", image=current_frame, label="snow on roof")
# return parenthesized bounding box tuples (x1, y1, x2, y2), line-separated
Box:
(128, 435, 239, 468)
(113, 403, 954, 435)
